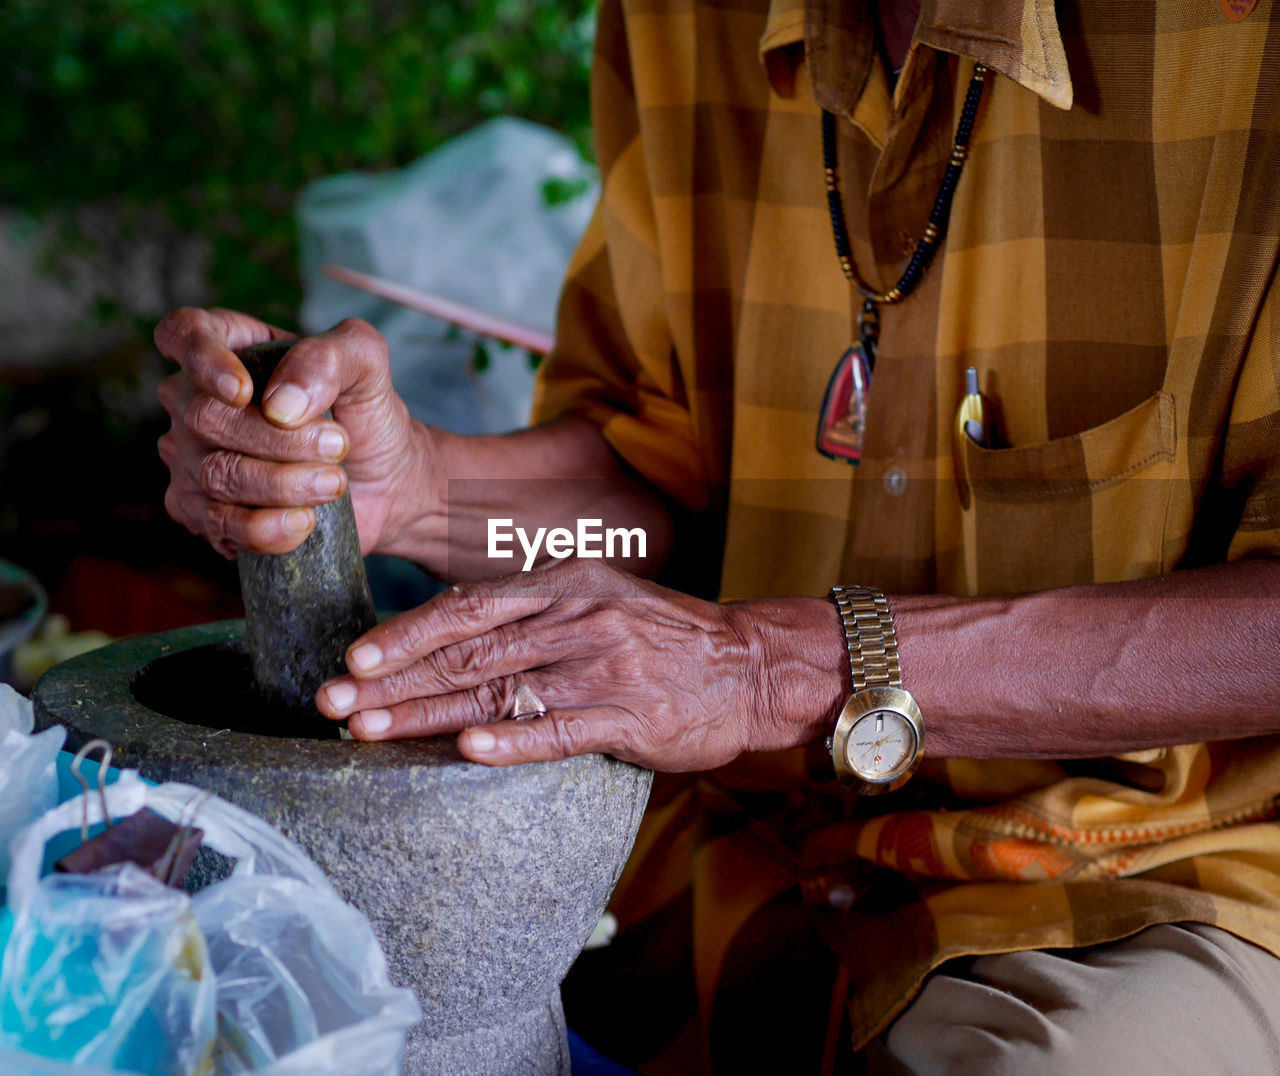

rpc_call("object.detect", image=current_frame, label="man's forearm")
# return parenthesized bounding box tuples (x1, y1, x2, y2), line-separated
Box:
(375, 412, 1280, 762)
(892, 557, 1280, 758)
(376, 415, 676, 580)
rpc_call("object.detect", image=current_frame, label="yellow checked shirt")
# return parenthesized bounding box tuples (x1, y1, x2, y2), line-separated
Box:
(536, 0, 1280, 1060)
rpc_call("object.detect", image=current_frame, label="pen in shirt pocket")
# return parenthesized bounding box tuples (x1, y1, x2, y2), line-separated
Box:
(954, 366, 988, 509)
(958, 367, 988, 447)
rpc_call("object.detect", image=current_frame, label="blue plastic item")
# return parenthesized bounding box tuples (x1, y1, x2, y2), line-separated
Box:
(0, 750, 163, 1068)
(1, 771, 420, 1075)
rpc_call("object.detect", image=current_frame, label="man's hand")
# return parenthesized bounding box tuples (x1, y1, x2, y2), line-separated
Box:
(316, 559, 845, 770)
(155, 308, 421, 558)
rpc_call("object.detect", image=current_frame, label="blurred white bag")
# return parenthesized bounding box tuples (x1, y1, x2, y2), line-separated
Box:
(0, 771, 421, 1075)
(0, 684, 65, 883)
(298, 116, 598, 435)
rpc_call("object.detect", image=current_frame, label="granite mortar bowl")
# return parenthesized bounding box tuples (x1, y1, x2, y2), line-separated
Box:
(32, 619, 653, 1075)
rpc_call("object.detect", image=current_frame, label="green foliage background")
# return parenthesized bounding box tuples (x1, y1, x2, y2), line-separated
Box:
(1, 0, 597, 324)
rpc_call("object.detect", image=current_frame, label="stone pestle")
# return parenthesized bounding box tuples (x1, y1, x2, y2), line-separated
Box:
(234, 339, 376, 729)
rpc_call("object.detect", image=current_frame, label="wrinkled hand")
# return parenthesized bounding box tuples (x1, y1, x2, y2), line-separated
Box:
(155, 308, 418, 558)
(315, 560, 833, 771)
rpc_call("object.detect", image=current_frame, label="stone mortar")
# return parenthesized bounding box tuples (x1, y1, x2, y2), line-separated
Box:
(33, 620, 652, 1074)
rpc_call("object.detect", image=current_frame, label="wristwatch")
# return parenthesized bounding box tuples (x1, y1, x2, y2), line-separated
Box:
(826, 585, 924, 794)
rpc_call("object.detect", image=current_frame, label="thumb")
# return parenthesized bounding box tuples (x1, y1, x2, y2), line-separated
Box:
(458, 709, 618, 766)
(259, 318, 394, 429)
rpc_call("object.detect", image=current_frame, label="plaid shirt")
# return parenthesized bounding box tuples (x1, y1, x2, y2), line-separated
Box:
(537, 0, 1280, 1060)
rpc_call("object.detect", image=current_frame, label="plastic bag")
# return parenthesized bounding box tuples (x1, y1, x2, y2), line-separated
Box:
(298, 116, 598, 436)
(0, 863, 215, 1075)
(0, 685, 65, 884)
(1, 771, 420, 1075)
(197, 877, 420, 1076)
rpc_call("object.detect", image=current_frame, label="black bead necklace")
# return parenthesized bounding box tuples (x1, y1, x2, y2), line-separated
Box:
(815, 64, 988, 464)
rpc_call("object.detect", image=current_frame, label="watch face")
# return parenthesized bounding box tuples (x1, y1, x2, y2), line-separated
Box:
(845, 708, 917, 781)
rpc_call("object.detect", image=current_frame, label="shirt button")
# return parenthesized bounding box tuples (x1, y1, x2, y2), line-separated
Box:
(883, 465, 907, 497)
(828, 884, 856, 911)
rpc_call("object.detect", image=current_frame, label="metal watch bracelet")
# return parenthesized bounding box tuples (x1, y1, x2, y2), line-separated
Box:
(826, 585, 923, 792)
(829, 585, 901, 692)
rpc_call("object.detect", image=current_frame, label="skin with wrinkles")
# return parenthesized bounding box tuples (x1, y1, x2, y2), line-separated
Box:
(315, 559, 841, 770)
(156, 309, 411, 560)
(153, 308, 1280, 771)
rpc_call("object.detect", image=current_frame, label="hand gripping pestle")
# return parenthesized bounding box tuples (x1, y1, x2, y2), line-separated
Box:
(234, 339, 377, 728)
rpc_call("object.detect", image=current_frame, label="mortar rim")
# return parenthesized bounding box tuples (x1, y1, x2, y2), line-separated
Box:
(31, 618, 620, 787)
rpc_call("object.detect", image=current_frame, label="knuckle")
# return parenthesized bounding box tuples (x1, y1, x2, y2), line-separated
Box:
(634, 708, 665, 746)
(473, 678, 512, 719)
(381, 667, 421, 700)
(354, 667, 406, 708)
(162, 485, 185, 525)
(154, 308, 199, 351)
(443, 633, 497, 678)
(205, 501, 235, 549)
(337, 317, 388, 358)
(584, 607, 627, 646)
(338, 319, 392, 382)
(300, 465, 337, 502)
(453, 586, 491, 623)
(335, 317, 374, 337)
(614, 649, 647, 683)
(199, 451, 242, 499)
(549, 714, 590, 757)
(186, 393, 230, 439)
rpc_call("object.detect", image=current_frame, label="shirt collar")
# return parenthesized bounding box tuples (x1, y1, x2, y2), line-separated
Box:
(758, 0, 808, 97)
(760, 0, 1073, 112)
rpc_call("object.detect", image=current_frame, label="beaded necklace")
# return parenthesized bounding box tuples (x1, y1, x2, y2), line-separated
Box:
(816, 64, 988, 464)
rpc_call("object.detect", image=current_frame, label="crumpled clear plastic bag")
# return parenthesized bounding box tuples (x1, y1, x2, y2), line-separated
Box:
(0, 771, 421, 1075)
(0, 684, 65, 885)
(198, 877, 420, 1076)
(298, 116, 598, 436)
(0, 862, 215, 1075)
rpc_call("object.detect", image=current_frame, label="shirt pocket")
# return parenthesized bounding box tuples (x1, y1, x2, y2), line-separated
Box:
(956, 391, 1176, 593)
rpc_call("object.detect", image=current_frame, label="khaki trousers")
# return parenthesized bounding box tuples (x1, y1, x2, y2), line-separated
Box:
(876, 924, 1280, 1075)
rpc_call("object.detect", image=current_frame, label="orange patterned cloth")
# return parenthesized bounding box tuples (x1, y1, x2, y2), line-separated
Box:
(539, 0, 1280, 1066)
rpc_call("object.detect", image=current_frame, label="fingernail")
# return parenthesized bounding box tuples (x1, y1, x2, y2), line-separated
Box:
(264, 383, 309, 424)
(325, 682, 357, 714)
(350, 643, 382, 673)
(217, 373, 243, 404)
(318, 428, 346, 460)
(358, 709, 392, 734)
(283, 508, 312, 535)
(467, 729, 497, 753)
(314, 471, 341, 497)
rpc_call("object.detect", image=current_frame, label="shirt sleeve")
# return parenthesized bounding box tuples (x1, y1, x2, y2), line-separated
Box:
(530, 0, 711, 511)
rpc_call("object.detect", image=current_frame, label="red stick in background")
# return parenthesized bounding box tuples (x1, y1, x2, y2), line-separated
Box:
(321, 264, 556, 356)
